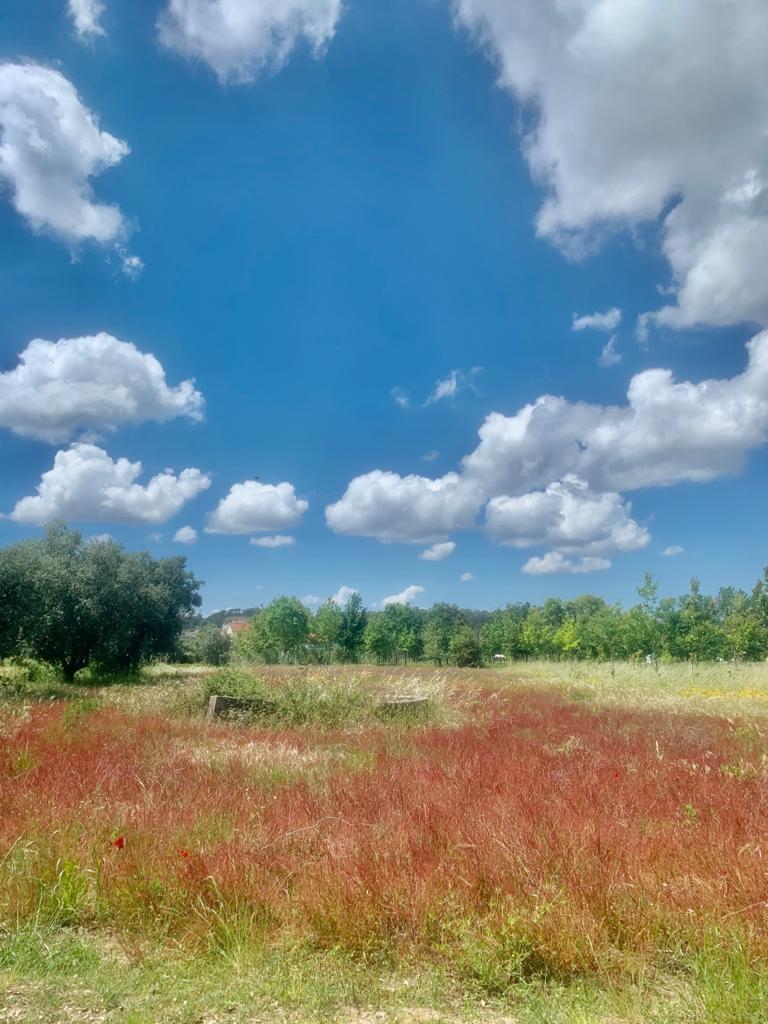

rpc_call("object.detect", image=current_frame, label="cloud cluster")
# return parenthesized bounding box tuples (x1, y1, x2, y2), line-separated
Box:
(207, 480, 308, 535)
(463, 331, 768, 495)
(329, 332, 768, 572)
(158, 0, 342, 83)
(9, 444, 210, 525)
(68, 0, 105, 39)
(0, 333, 204, 442)
(0, 63, 133, 252)
(454, 0, 768, 333)
(486, 476, 649, 555)
(326, 470, 482, 544)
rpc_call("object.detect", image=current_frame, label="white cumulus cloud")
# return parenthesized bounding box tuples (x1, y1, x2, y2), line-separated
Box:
(380, 584, 425, 608)
(463, 331, 768, 496)
(460, 571, 475, 582)
(9, 444, 211, 526)
(572, 308, 622, 333)
(249, 533, 296, 548)
(330, 585, 358, 606)
(207, 480, 308, 535)
(454, 0, 768, 333)
(326, 470, 482, 544)
(0, 63, 134, 255)
(522, 552, 612, 576)
(419, 541, 456, 561)
(173, 525, 198, 544)
(0, 333, 204, 443)
(158, 0, 342, 84)
(661, 545, 684, 557)
(68, 0, 105, 39)
(486, 476, 649, 556)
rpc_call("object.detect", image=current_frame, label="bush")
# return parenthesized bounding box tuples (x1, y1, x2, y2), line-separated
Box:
(450, 626, 483, 668)
(193, 625, 232, 666)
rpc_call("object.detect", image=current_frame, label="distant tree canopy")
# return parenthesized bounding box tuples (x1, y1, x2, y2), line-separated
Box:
(4, 526, 768, 675)
(229, 569, 768, 667)
(0, 524, 201, 678)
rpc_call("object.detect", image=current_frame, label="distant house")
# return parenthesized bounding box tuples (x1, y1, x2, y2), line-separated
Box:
(222, 618, 250, 638)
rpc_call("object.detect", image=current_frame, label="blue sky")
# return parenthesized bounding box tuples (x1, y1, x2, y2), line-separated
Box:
(1, 0, 767, 613)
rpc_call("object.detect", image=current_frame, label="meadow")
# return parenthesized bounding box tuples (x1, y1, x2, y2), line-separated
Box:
(1, 661, 768, 1023)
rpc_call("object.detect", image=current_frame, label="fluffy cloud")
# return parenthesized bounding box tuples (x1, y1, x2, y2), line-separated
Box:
(454, 0, 768, 332)
(572, 308, 622, 332)
(380, 584, 424, 608)
(330, 585, 358, 606)
(661, 545, 684, 557)
(419, 541, 456, 561)
(68, 0, 105, 39)
(173, 525, 198, 544)
(0, 333, 204, 443)
(522, 552, 612, 576)
(158, 0, 342, 83)
(9, 444, 211, 526)
(0, 63, 133, 253)
(463, 331, 768, 495)
(249, 534, 296, 548)
(486, 476, 649, 556)
(460, 571, 475, 582)
(207, 480, 308, 535)
(326, 470, 482, 544)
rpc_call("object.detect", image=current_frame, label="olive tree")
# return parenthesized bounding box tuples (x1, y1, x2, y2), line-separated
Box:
(0, 524, 201, 679)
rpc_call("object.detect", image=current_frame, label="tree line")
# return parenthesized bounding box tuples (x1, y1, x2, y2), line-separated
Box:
(3, 526, 768, 677)
(222, 568, 768, 666)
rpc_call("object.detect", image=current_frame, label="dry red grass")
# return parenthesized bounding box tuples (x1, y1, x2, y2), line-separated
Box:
(1, 689, 767, 977)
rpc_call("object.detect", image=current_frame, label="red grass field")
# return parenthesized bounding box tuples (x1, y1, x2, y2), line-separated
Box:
(2, 684, 767, 988)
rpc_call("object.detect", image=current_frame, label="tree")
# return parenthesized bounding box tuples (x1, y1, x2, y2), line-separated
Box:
(314, 599, 343, 662)
(193, 624, 232, 666)
(449, 624, 482, 667)
(424, 603, 464, 665)
(243, 596, 310, 663)
(338, 592, 367, 662)
(0, 524, 201, 679)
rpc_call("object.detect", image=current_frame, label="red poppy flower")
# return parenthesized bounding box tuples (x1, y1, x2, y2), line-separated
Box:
(113, 835, 125, 850)
(178, 849, 189, 858)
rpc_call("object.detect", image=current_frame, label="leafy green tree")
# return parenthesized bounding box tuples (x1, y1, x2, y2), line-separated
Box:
(363, 613, 394, 663)
(314, 599, 343, 662)
(243, 596, 310, 663)
(424, 603, 464, 665)
(193, 624, 232, 666)
(0, 524, 201, 679)
(338, 592, 367, 662)
(449, 624, 482, 667)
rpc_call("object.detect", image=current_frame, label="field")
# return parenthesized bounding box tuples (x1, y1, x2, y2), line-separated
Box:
(2, 662, 768, 1023)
